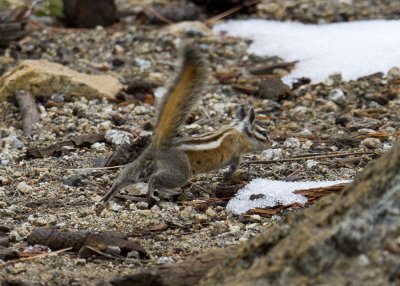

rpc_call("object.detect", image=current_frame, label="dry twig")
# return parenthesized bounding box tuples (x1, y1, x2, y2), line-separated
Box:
(244, 151, 380, 165)
(0, 247, 72, 268)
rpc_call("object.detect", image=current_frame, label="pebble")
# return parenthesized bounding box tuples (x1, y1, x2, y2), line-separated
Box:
(110, 202, 122, 212)
(329, 88, 346, 105)
(127, 250, 141, 259)
(283, 138, 301, 149)
(134, 105, 148, 115)
(134, 58, 151, 69)
(361, 138, 382, 149)
(17, 182, 33, 193)
(91, 142, 106, 152)
(261, 148, 283, 160)
(98, 120, 113, 131)
(157, 256, 174, 264)
(323, 101, 338, 112)
(16, 222, 32, 237)
(136, 201, 149, 210)
(387, 67, 400, 80)
(261, 99, 281, 112)
(105, 246, 121, 256)
(302, 140, 313, 150)
(105, 129, 133, 147)
(64, 174, 84, 187)
(10, 136, 24, 149)
(357, 254, 370, 266)
(205, 208, 217, 218)
(0, 176, 10, 185)
(229, 225, 241, 234)
(0, 152, 13, 165)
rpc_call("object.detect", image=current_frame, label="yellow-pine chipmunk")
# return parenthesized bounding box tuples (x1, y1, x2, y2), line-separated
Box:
(100, 44, 272, 204)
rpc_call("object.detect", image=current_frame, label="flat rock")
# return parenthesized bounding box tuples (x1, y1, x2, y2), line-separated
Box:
(0, 60, 124, 102)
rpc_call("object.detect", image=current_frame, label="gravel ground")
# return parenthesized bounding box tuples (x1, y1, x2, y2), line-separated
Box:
(0, 0, 399, 284)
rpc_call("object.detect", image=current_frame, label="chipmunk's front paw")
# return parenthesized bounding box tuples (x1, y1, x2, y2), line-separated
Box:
(147, 194, 160, 207)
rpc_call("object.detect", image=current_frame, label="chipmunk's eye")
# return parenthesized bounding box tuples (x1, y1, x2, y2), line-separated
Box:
(258, 130, 267, 137)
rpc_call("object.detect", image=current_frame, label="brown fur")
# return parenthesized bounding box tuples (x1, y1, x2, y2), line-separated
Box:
(152, 45, 207, 148)
(184, 130, 253, 175)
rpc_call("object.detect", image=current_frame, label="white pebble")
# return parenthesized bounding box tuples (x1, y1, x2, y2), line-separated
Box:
(283, 137, 301, 149)
(329, 88, 346, 105)
(262, 148, 283, 160)
(361, 138, 382, 149)
(17, 181, 33, 193)
(306, 160, 319, 169)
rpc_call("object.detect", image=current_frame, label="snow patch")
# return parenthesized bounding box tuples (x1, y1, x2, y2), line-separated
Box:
(227, 179, 350, 214)
(214, 19, 400, 83)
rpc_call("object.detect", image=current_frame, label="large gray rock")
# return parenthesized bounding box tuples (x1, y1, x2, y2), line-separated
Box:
(201, 142, 400, 286)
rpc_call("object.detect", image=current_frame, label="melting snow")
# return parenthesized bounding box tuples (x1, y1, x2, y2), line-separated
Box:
(227, 179, 351, 214)
(214, 19, 400, 83)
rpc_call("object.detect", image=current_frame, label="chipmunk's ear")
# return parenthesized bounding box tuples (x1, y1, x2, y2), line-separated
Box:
(236, 106, 246, 121)
(247, 108, 255, 126)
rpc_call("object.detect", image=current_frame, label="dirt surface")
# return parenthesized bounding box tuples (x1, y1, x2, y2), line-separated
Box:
(0, 0, 399, 285)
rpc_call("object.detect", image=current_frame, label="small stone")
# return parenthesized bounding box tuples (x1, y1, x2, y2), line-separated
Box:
(361, 138, 382, 149)
(134, 58, 151, 69)
(64, 174, 84, 187)
(91, 142, 106, 152)
(16, 222, 32, 237)
(98, 120, 112, 132)
(357, 254, 370, 266)
(195, 213, 208, 222)
(229, 225, 241, 234)
(105, 246, 121, 256)
(329, 88, 346, 105)
(306, 160, 319, 169)
(105, 129, 133, 147)
(323, 101, 338, 112)
(110, 202, 122, 211)
(150, 205, 160, 212)
(387, 67, 400, 80)
(133, 106, 148, 115)
(127, 250, 140, 259)
(261, 99, 281, 112)
(125, 183, 148, 196)
(136, 201, 149, 210)
(157, 256, 174, 264)
(0, 152, 12, 165)
(261, 148, 283, 160)
(283, 138, 301, 149)
(257, 77, 290, 101)
(0, 247, 19, 261)
(205, 208, 217, 218)
(76, 258, 86, 266)
(0, 176, 10, 185)
(17, 182, 32, 193)
(9, 136, 24, 149)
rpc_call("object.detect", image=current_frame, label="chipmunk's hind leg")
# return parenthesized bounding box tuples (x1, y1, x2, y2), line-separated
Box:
(147, 149, 190, 204)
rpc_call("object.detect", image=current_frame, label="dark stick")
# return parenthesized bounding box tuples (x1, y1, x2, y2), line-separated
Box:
(15, 90, 40, 136)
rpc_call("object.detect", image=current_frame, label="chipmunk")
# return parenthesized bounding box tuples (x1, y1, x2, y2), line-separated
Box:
(99, 44, 272, 205)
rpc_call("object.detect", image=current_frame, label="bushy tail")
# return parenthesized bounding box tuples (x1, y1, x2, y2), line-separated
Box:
(152, 44, 207, 148)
